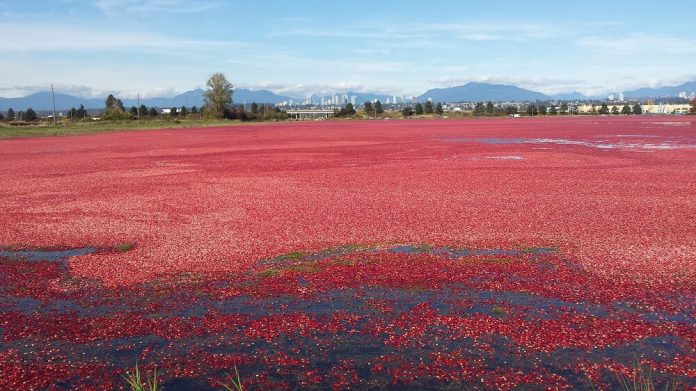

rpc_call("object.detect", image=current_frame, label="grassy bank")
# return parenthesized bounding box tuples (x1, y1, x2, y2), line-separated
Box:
(0, 118, 248, 139)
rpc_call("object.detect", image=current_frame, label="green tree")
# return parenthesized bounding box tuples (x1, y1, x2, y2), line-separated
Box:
(473, 102, 485, 116)
(24, 107, 37, 121)
(598, 103, 610, 115)
(538, 104, 547, 115)
(560, 102, 569, 115)
(632, 103, 642, 115)
(76, 104, 87, 118)
(591, 104, 598, 114)
(250, 102, 259, 114)
(526, 104, 538, 116)
(402, 106, 414, 116)
(138, 104, 148, 117)
(103, 94, 129, 119)
(485, 101, 495, 116)
(149, 107, 158, 116)
(68, 107, 77, 119)
(435, 102, 444, 115)
(375, 100, 384, 114)
(415, 103, 424, 114)
(690, 98, 696, 114)
(105, 94, 124, 112)
(621, 104, 632, 115)
(549, 105, 558, 115)
(363, 101, 373, 114)
(7, 108, 15, 121)
(180, 106, 188, 117)
(336, 103, 356, 117)
(169, 107, 178, 117)
(611, 105, 619, 115)
(0, 112, 3, 121)
(190, 106, 198, 115)
(504, 105, 518, 115)
(129, 106, 138, 116)
(203, 72, 233, 118)
(424, 101, 434, 114)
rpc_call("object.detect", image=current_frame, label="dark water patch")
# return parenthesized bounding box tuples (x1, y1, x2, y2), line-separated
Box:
(163, 378, 210, 391)
(611, 301, 695, 324)
(2, 243, 693, 390)
(0, 247, 97, 262)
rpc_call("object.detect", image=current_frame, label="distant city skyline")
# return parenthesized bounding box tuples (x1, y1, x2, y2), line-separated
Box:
(1, 0, 695, 99)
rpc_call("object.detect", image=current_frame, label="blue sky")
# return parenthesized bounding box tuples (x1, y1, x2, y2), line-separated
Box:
(1, 0, 695, 98)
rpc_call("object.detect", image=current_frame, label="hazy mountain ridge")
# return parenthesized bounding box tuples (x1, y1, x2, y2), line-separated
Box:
(622, 81, 696, 99)
(0, 88, 293, 111)
(418, 82, 550, 102)
(2, 81, 695, 111)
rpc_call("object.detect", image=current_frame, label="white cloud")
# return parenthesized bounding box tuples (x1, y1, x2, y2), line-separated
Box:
(424, 23, 561, 41)
(94, 0, 223, 15)
(0, 22, 246, 52)
(578, 33, 696, 56)
(274, 22, 561, 43)
(238, 81, 400, 99)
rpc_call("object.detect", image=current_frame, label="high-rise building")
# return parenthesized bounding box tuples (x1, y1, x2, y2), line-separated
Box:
(350, 96, 357, 105)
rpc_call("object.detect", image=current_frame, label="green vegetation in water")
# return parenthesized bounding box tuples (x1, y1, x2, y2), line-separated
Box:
(278, 251, 306, 261)
(114, 243, 136, 252)
(256, 268, 281, 278)
(218, 366, 245, 391)
(491, 306, 506, 317)
(616, 364, 680, 391)
(123, 363, 160, 391)
(319, 243, 369, 254)
(285, 264, 321, 273)
(414, 243, 435, 251)
(331, 258, 358, 267)
(404, 285, 430, 293)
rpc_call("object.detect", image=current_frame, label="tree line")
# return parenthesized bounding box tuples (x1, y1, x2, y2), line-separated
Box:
(401, 101, 445, 116)
(588, 103, 643, 115)
(0, 107, 38, 122)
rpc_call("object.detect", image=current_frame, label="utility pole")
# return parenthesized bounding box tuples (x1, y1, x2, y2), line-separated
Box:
(51, 84, 57, 125)
(137, 92, 140, 119)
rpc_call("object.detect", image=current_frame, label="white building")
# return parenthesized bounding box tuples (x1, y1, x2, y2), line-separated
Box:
(577, 103, 691, 114)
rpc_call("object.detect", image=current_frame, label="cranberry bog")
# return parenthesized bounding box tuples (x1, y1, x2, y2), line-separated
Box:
(0, 117, 694, 390)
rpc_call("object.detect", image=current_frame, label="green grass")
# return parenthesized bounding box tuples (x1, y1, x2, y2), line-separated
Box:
(617, 362, 680, 391)
(123, 363, 160, 391)
(218, 366, 245, 391)
(0, 118, 251, 139)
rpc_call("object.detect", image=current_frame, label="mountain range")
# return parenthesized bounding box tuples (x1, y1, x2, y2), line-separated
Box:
(418, 82, 551, 102)
(1, 81, 694, 111)
(0, 88, 294, 112)
(622, 81, 696, 99)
